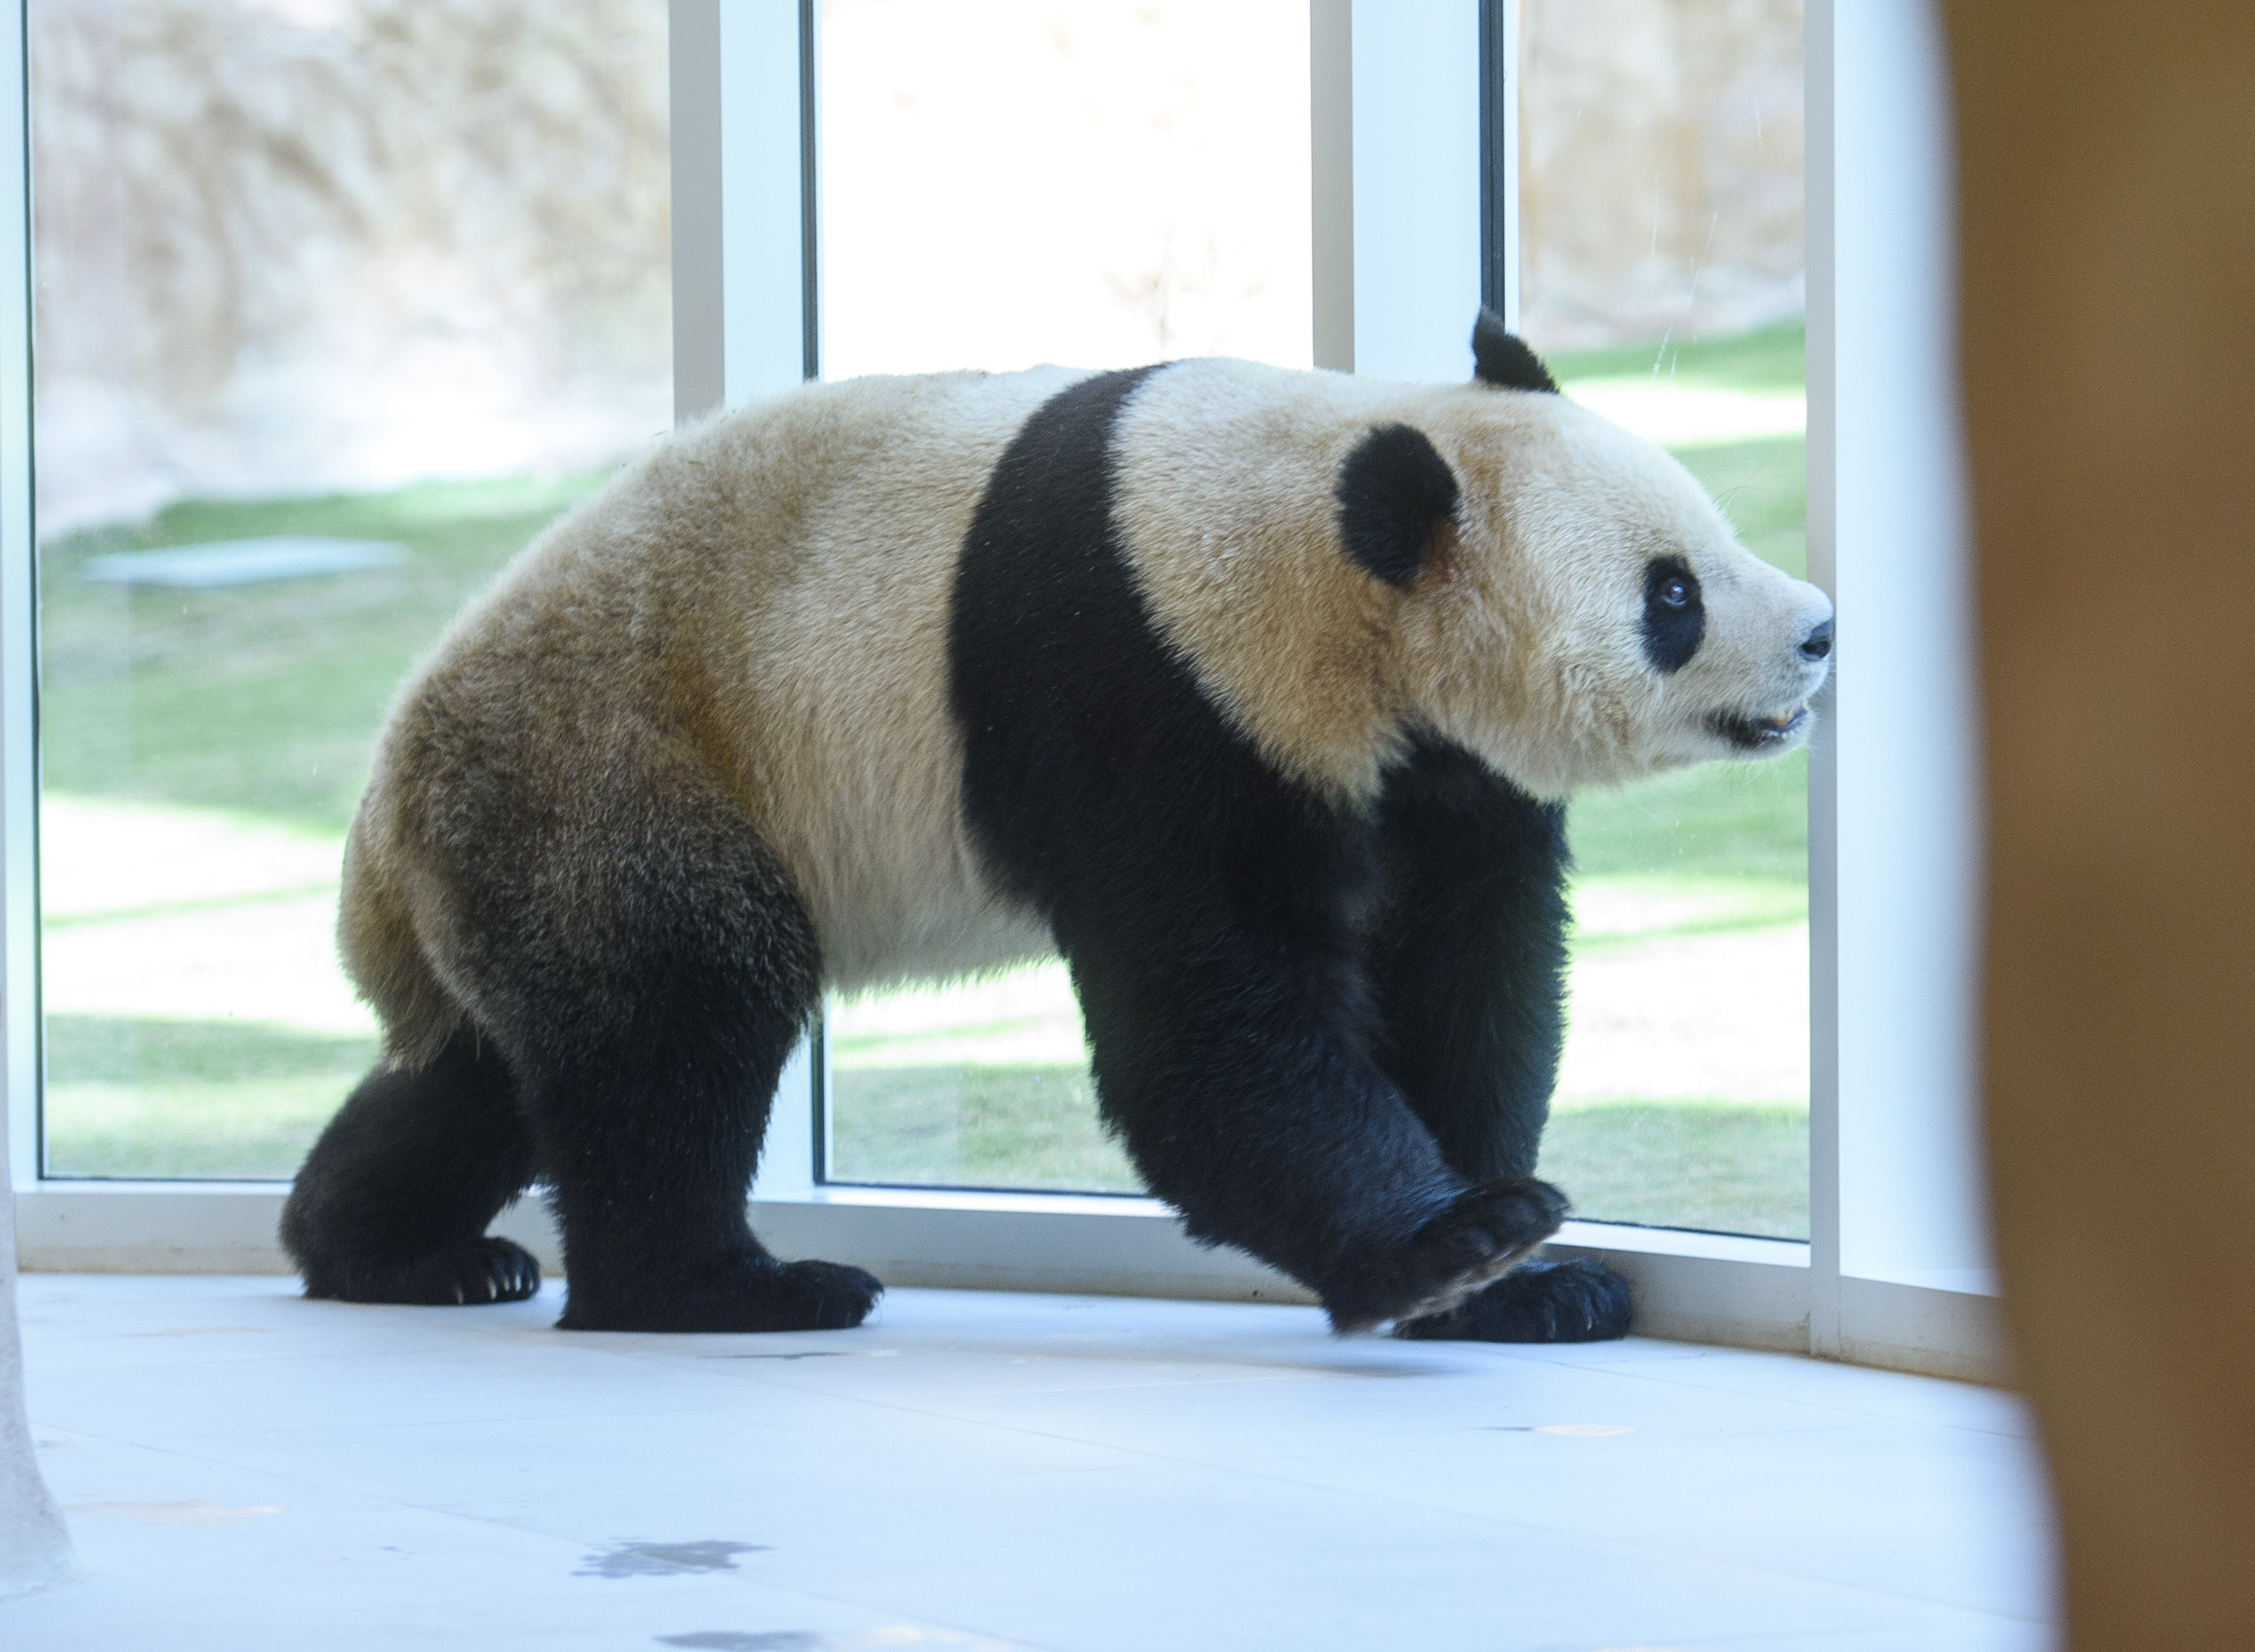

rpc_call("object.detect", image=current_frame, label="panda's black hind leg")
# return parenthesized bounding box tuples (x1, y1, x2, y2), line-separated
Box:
(1394, 1256, 1634, 1344)
(446, 738, 881, 1335)
(281, 1028, 543, 1305)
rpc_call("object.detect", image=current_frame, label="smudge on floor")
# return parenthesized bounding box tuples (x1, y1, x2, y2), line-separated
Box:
(575, 1539, 769, 1578)
(69, 1501, 282, 1527)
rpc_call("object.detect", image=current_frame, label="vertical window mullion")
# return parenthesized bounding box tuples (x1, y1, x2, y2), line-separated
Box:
(1477, 0, 1519, 327)
(672, 0, 822, 1199)
(2, 0, 41, 1191)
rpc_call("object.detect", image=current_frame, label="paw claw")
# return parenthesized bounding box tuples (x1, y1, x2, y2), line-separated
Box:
(303, 1236, 541, 1307)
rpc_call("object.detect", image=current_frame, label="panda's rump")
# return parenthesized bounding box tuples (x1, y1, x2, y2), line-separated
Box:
(342, 368, 1075, 1046)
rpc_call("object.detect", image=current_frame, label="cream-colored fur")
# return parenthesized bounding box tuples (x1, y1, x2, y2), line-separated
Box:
(341, 358, 1828, 1065)
(1115, 359, 1828, 805)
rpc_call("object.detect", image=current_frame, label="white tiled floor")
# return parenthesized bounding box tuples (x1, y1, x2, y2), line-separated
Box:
(7, 1276, 2055, 1650)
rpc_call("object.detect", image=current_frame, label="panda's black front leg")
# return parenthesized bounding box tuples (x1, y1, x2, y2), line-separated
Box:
(1064, 918, 1569, 1335)
(1364, 735, 1633, 1343)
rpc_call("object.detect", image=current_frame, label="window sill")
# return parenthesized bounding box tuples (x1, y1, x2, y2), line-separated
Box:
(9, 1176, 2006, 1383)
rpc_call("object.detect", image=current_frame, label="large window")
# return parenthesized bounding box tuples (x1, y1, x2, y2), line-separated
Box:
(7, 0, 2000, 1384)
(25, 0, 1810, 1237)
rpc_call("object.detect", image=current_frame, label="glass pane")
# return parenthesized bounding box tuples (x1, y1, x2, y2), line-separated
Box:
(818, 0, 1309, 1192)
(1521, 0, 1810, 1237)
(827, 964, 1137, 1194)
(818, 0, 1311, 382)
(34, 0, 671, 1178)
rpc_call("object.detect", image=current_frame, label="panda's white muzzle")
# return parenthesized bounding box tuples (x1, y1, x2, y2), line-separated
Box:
(1708, 607, 1834, 755)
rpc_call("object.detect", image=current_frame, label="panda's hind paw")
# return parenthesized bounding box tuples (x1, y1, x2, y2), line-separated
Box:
(1394, 1255, 1633, 1344)
(558, 1252, 882, 1334)
(765, 1258, 887, 1331)
(302, 1236, 542, 1307)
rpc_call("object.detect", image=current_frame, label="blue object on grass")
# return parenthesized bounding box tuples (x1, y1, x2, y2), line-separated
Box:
(79, 536, 408, 588)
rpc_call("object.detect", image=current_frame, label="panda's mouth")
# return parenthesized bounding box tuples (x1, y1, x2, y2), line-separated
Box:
(1712, 705, 1810, 750)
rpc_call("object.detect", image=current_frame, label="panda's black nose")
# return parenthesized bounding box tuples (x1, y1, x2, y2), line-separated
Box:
(1800, 618, 1834, 661)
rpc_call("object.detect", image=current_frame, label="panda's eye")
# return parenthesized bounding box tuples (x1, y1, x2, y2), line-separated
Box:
(1641, 555, 1705, 674)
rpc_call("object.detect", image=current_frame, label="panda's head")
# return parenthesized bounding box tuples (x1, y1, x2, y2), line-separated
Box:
(1358, 310, 1835, 799)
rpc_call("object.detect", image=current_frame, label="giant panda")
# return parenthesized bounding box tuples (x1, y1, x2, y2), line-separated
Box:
(280, 311, 1834, 1342)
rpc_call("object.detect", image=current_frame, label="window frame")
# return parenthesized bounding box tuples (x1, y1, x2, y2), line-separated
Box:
(1, 0, 2004, 1383)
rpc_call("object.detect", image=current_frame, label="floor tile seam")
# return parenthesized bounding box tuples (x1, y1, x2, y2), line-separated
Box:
(1717, 1597, 2059, 1642)
(32, 1428, 504, 1512)
(734, 1366, 1959, 1449)
(937, 1372, 1329, 1398)
(1460, 1520, 2056, 1623)
(646, 1361, 1310, 1406)
(663, 1340, 1648, 1389)
(30, 1393, 775, 1453)
(20, 1344, 449, 1373)
(1589, 1418, 2031, 1453)
(1514, 1608, 2048, 1652)
(1400, 1342, 1866, 1404)
(1496, 1339, 2025, 1416)
(1486, 1346, 2033, 1439)
(1575, 1559, 2061, 1630)
(575, 1335, 1368, 1384)
(17, 1340, 652, 1378)
(1585, 1367, 2036, 1440)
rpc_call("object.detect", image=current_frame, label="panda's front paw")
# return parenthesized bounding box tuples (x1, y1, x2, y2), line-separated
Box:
(1394, 1256, 1632, 1344)
(1324, 1176, 1568, 1334)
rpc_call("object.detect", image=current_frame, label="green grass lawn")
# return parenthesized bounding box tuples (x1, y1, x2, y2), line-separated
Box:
(43, 1016, 377, 1181)
(832, 1070, 1808, 1239)
(42, 322, 1814, 1241)
(1540, 1102, 1807, 1236)
(1548, 317, 1807, 393)
(830, 1064, 1138, 1196)
(42, 472, 607, 830)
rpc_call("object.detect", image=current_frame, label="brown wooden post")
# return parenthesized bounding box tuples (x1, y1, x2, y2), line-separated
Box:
(1948, 3, 2255, 1643)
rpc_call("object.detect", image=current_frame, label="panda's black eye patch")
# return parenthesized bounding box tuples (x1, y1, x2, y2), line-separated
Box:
(1642, 556, 1705, 674)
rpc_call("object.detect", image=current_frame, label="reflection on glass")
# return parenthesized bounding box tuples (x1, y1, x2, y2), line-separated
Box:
(1522, 0, 1810, 1238)
(35, 0, 671, 1178)
(819, 0, 1309, 1194)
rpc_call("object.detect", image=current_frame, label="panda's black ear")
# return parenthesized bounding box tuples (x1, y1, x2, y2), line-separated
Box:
(1471, 307, 1559, 393)
(1335, 423, 1459, 588)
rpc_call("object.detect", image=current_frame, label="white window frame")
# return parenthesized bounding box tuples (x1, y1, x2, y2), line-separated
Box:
(2, 0, 2005, 1384)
